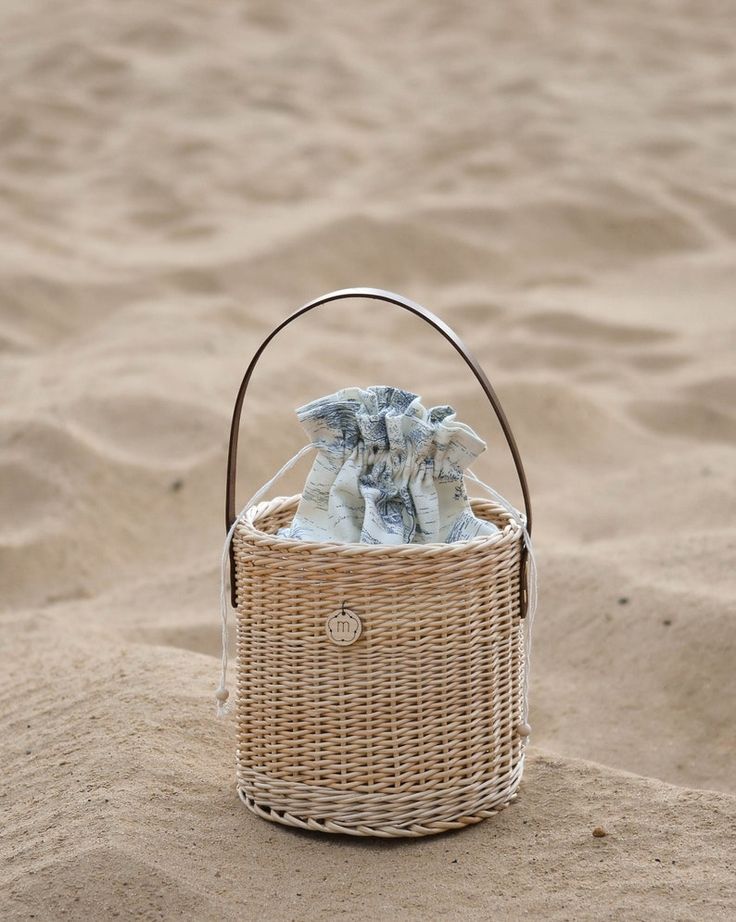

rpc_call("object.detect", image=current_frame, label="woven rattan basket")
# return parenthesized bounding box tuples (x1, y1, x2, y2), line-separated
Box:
(224, 288, 533, 837)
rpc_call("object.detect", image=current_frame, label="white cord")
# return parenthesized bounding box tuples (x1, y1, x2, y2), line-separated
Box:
(464, 469, 538, 738)
(216, 443, 316, 715)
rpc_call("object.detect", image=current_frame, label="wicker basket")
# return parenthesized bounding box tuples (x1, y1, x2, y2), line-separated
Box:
(224, 288, 533, 838)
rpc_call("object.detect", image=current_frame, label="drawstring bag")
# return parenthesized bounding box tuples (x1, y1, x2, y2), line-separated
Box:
(277, 385, 500, 545)
(218, 287, 537, 838)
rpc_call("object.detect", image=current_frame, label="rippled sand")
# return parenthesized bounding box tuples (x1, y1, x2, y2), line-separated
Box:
(2, 1, 735, 919)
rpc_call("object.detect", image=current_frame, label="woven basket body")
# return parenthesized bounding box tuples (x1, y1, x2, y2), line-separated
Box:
(232, 494, 527, 837)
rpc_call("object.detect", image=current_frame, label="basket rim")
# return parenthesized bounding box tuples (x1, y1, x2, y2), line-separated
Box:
(234, 493, 523, 557)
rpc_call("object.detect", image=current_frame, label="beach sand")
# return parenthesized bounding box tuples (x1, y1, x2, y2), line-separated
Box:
(1, 1, 735, 919)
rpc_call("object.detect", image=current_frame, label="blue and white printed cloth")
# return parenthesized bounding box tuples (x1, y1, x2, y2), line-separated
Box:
(278, 385, 499, 544)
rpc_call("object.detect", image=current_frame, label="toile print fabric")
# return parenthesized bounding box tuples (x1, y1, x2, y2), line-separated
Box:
(277, 385, 500, 545)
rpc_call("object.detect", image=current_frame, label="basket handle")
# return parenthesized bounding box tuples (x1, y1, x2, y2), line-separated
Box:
(226, 287, 532, 538)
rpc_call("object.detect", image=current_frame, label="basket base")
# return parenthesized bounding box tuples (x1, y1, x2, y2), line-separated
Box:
(237, 786, 518, 838)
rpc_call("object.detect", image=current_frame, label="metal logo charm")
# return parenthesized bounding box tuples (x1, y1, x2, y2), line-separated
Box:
(326, 603, 362, 646)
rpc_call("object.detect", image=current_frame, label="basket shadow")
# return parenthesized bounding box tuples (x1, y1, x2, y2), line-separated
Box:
(262, 820, 471, 849)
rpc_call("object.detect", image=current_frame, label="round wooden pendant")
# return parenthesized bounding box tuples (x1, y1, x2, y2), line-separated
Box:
(326, 606, 362, 646)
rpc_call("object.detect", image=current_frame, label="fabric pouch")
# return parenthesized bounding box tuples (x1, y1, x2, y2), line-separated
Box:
(278, 385, 499, 544)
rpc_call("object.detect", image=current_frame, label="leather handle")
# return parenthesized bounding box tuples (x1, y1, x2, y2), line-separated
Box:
(225, 288, 532, 609)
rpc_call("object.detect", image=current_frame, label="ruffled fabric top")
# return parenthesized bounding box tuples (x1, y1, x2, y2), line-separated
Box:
(278, 385, 499, 545)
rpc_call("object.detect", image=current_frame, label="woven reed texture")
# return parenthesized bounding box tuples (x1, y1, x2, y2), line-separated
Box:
(233, 494, 527, 837)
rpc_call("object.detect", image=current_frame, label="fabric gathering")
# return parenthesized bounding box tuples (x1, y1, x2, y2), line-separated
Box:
(276, 385, 501, 545)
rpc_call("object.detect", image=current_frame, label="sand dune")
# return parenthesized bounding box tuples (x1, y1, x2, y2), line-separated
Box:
(4, 633, 735, 920)
(1, 0, 735, 919)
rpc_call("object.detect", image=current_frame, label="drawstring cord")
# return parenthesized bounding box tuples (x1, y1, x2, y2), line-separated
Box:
(216, 443, 316, 715)
(465, 469, 538, 739)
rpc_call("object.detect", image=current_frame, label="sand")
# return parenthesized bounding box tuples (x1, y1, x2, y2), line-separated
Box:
(1, 1, 735, 919)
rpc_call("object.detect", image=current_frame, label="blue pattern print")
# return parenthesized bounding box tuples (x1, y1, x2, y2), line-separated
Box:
(278, 386, 500, 544)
